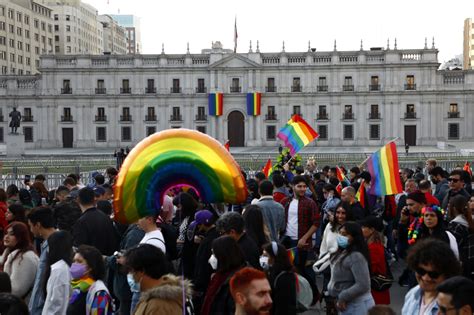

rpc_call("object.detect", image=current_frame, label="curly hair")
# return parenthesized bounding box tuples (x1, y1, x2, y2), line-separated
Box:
(407, 238, 461, 278)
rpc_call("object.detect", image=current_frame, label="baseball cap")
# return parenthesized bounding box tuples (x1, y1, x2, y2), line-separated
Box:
(93, 186, 105, 196)
(189, 210, 214, 230)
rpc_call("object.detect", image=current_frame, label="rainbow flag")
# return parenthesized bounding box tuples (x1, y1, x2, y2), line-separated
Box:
(208, 93, 223, 116)
(464, 161, 472, 177)
(366, 142, 403, 196)
(356, 179, 366, 209)
(277, 114, 319, 155)
(287, 247, 298, 265)
(262, 158, 272, 178)
(336, 166, 351, 187)
(246, 93, 261, 116)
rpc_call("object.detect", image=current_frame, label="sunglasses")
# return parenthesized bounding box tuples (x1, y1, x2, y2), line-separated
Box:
(415, 267, 442, 279)
(447, 178, 460, 183)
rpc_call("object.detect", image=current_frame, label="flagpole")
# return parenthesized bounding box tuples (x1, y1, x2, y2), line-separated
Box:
(358, 137, 400, 169)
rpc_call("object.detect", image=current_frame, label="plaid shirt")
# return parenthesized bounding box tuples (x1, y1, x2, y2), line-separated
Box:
(281, 196, 320, 249)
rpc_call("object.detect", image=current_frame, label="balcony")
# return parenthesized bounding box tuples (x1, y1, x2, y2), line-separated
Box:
(120, 115, 132, 122)
(195, 87, 207, 93)
(170, 114, 182, 121)
(265, 86, 277, 92)
(368, 112, 381, 119)
(22, 115, 34, 122)
(0, 115, 3, 122)
(317, 113, 329, 120)
(61, 115, 73, 122)
(369, 84, 380, 91)
(291, 85, 302, 92)
(405, 112, 417, 119)
(145, 115, 157, 121)
(95, 115, 107, 122)
(145, 87, 156, 94)
(404, 84, 416, 90)
(342, 85, 354, 92)
(317, 85, 328, 92)
(61, 88, 72, 94)
(230, 86, 242, 93)
(195, 114, 207, 121)
(265, 114, 277, 121)
(342, 113, 354, 120)
(120, 87, 131, 94)
(447, 111, 460, 118)
(95, 88, 106, 94)
(170, 87, 182, 93)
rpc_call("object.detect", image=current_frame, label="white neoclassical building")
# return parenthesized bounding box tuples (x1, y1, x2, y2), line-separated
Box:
(0, 41, 473, 149)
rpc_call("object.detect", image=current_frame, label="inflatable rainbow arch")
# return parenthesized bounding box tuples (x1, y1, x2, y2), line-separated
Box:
(113, 129, 248, 224)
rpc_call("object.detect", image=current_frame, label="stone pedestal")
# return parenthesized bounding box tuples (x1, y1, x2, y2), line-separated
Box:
(6, 133, 25, 157)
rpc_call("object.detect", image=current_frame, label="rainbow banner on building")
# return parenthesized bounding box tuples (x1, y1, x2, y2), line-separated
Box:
(277, 114, 319, 155)
(208, 93, 223, 116)
(246, 93, 261, 116)
(366, 142, 403, 196)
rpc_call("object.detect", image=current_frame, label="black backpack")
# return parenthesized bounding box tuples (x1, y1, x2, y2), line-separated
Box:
(157, 220, 179, 261)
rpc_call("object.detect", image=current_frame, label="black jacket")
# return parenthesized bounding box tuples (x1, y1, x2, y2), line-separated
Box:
(270, 271, 297, 315)
(72, 207, 119, 255)
(193, 227, 219, 293)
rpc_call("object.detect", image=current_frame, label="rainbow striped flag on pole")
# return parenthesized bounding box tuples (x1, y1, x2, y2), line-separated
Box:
(336, 166, 351, 187)
(246, 93, 261, 116)
(208, 93, 223, 116)
(365, 142, 403, 196)
(277, 114, 319, 155)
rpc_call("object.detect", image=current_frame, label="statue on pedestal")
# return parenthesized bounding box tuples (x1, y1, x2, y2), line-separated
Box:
(9, 107, 21, 134)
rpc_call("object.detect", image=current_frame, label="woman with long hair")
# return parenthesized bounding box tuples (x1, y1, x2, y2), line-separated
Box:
(6, 185, 19, 205)
(5, 204, 27, 225)
(0, 222, 39, 301)
(42, 230, 73, 314)
(261, 241, 297, 315)
(360, 216, 391, 305)
(242, 205, 269, 251)
(328, 221, 374, 314)
(407, 205, 459, 259)
(201, 235, 246, 315)
(448, 194, 474, 279)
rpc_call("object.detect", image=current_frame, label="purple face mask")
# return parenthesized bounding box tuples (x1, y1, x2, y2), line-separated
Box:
(70, 263, 88, 279)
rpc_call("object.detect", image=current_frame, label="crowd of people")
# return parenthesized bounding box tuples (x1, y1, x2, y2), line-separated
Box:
(0, 158, 473, 314)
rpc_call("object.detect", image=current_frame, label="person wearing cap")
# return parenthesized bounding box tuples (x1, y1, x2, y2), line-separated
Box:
(191, 210, 219, 312)
(361, 216, 391, 305)
(92, 186, 106, 202)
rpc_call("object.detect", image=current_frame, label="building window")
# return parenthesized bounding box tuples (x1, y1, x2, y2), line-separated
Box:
(292, 77, 301, 92)
(66, 15, 70, 21)
(24, 127, 33, 142)
(62, 80, 71, 94)
(196, 106, 206, 120)
(230, 78, 240, 93)
(318, 77, 328, 92)
(62, 107, 72, 121)
(370, 76, 379, 91)
(171, 107, 181, 121)
(266, 77, 276, 92)
(448, 123, 459, 140)
(343, 105, 353, 119)
(96, 107, 106, 121)
(146, 126, 156, 136)
(343, 76, 353, 91)
(54, 14, 58, 20)
(0, 127, 3, 143)
(66, 25, 70, 32)
(121, 107, 131, 121)
(172, 79, 180, 93)
(405, 75, 416, 90)
(24, 108, 32, 121)
(369, 105, 380, 119)
(448, 103, 459, 118)
(343, 125, 354, 140)
(406, 104, 416, 118)
(293, 105, 301, 116)
(146, 79, 155, 93)
(266, 106, 276, 120)
(197, 126, 206, 134)
(197, 78, 206, 93)
(266, 126, 276, 140)
(121, 79, 130, 93)
(121, 127, 131, 141)
(96, 127, 106, 141)
(146, 107, 156, 121)
(369, 125, 380, 140)
(318, 125, 328, 140)
(317, 105, 328, 119)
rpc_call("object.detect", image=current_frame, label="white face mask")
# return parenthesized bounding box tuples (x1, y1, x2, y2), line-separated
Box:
(259, 256, 269, 270)
(208, 254, 218, 270)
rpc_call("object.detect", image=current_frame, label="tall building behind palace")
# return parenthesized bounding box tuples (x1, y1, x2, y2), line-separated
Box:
(110, 15, 141, 54)
(0, 41, 473, 149)
(464, 18, 474, 70)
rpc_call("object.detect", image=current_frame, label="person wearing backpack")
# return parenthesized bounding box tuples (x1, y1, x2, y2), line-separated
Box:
(260, 242, 297, 315)
(360, 216, 391, 305)
(328, 222, 374, 314)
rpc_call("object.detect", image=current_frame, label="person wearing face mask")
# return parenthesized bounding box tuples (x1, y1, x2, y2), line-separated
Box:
(201, 235, 246, 315)
(67, 245, 113, 315)
(327, 222, 374, 314)
(260, 242, 297, 315)
(124, 244, 193, 314)
(360, 216, 391, 305)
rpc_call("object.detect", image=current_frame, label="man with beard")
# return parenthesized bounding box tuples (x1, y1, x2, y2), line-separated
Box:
(230, 267, 272, 315)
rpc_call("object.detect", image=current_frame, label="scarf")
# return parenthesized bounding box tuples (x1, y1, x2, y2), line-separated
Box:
(70, 277, 94, 304)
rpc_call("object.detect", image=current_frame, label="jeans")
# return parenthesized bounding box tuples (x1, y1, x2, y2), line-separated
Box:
(339, 296, 375, 315)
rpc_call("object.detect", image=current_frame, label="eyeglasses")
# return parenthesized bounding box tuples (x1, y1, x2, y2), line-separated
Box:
(447, 178, 460, 183)
(438, 306, 457, 314)
(415, 267, 442, 279)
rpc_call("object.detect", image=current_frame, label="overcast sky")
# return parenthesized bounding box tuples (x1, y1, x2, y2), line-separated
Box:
(85, 0, 474, 63)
